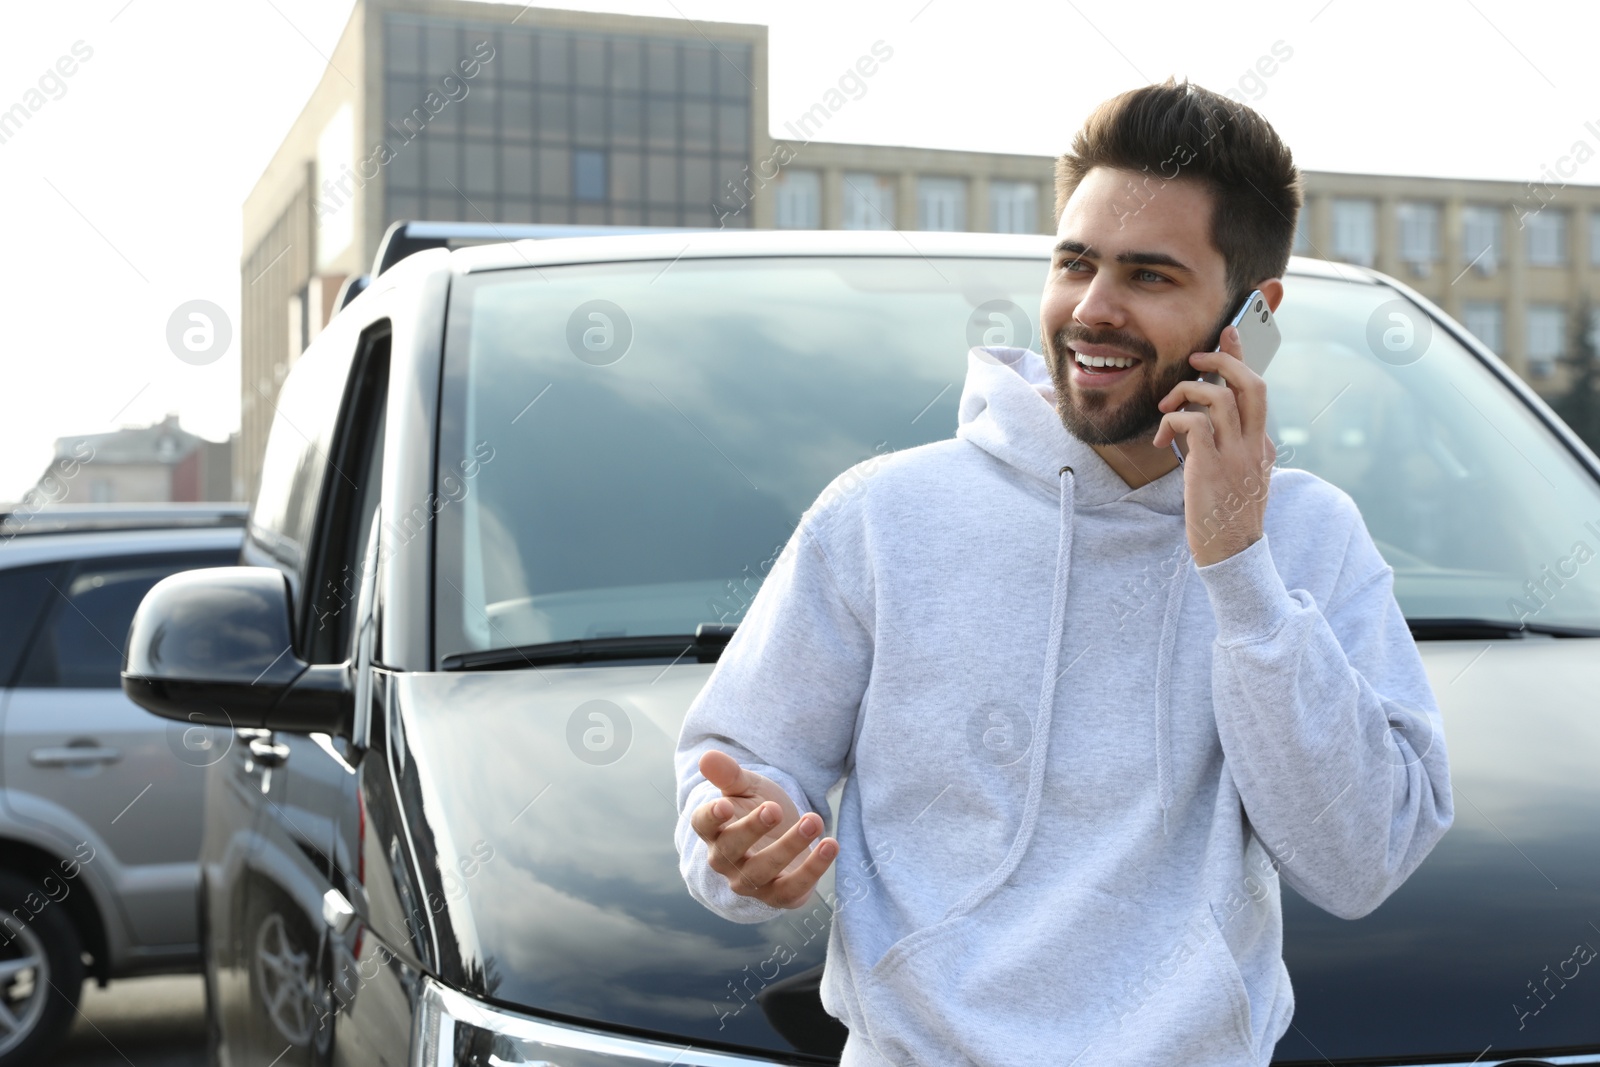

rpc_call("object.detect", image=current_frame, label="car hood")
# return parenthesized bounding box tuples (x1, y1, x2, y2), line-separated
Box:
(386, 663, 838, 1060)
(388, 637, 1600, 1064)
(1276, 636, 1600, 1062)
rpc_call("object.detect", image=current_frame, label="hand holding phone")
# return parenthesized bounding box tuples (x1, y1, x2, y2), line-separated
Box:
(1172, 289, 1280, 462)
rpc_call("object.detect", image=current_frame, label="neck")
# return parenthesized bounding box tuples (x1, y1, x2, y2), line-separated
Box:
(1090, 437, 1181, 489)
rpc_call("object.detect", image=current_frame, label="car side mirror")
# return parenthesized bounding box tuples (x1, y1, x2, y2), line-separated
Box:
(121, 566, 352, 735)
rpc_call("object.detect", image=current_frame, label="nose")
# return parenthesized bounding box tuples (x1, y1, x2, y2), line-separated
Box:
(1073, 270, 1127, 332)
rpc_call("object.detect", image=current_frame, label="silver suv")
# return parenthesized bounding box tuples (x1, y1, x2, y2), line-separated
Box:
(0, 503, 244, 1064)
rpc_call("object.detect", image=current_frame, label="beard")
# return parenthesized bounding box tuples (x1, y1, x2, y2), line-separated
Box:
(1044, 299, 1241, 446)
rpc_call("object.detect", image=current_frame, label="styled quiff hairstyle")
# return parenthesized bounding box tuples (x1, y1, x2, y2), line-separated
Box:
(1054, 78, 1302, 301)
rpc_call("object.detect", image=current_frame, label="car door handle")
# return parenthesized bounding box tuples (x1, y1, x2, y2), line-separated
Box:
(247, 737, 291, 767)
(30, 746, 122, 767)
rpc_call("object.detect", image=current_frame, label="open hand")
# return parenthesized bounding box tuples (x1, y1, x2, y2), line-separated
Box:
(690, 750, 838, 909)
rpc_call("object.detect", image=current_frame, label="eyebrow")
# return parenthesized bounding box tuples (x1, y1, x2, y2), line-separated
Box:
(1053, 240, 1195, 275)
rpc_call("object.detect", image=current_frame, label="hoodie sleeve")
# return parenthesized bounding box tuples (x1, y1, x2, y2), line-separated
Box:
(674, 509, 874, 924)
(1194, 492, 1454, 921)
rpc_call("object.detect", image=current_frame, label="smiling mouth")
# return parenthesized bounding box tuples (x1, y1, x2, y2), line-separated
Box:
(1068, 347, 1145, 383)
(1073, 351, 1140, 373)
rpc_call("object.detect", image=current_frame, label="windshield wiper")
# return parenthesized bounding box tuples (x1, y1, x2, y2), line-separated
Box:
(1407, 617, 1600, 640)
(441, 623, 737, 671)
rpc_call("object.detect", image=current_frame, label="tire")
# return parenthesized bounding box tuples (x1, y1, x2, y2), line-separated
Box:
(196, 874, 224, 1066)
(0, 870, 87, 1067)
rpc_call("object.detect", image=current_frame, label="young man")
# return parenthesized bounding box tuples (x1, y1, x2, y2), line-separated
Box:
(673, 80, 1453, 1066)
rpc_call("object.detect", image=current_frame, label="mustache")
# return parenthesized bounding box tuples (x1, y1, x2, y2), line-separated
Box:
(1051, 325, 1159, 363)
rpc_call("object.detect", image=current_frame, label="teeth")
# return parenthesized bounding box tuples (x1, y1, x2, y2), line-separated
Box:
(1075, 353, 1137, 369)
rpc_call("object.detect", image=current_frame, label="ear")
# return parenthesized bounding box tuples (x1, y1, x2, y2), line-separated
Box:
(1256, 278, 1285, 313)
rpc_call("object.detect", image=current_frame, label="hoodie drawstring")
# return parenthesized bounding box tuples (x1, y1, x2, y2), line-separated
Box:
(1152, 550, 1191, 835)
(945, 464, 1076, 920)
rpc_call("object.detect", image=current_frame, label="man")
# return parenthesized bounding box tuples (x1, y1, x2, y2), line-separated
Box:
(673, 79, 1453, 1066)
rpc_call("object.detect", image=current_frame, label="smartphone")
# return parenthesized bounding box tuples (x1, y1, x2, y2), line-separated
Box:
(1173, 289, 1281, 461)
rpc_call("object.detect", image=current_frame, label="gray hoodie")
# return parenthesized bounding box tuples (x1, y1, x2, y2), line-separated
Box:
(673, 344, 1453, 1066)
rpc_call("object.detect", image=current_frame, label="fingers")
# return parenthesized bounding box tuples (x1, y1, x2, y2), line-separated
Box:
(759, 833, 838, 909)
(691, 749, 839, 909)
(735, 810, 829, 888)
(689, 795, 735, 843)
(1152, 409, 1217, 453)
(699, 800, 838, 907)
(1157, 380, 1240, 444)
(700, 749, 751, 796)
(1187, 326, 1269, 438)
(711, 799, 787, 867)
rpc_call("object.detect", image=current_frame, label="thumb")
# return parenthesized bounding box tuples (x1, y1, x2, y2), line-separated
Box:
(700, 749, 752, 795)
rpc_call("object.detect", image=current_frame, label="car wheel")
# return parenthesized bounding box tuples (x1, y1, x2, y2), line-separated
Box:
(247, 888, 332, 1055)
(0, 871, 87, 1067)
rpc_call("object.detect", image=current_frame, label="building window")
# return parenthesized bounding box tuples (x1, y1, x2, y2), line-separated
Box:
(574, 149, 607, 202)
(1461, 301, 1503, 354)
(842, 172, 895, 230)
(1461, 205, 1501, 275)
(1526, 210, 1566, 267)
(1396, 201, 1440, 272)
(917, 177, 966, 231)
(989, 180, 1037, 234)
(1331, 198, 1376, 266)
(380, 15, 753, 229)
(1292, 205, 1311, 254)
(774, 168, 820, 228)
(1527, 304, 1566, 377)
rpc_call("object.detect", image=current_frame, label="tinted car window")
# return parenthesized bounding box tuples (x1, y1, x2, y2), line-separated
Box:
(18, 551, 237, 688)
(1265, 276, 1600, 629)
(439, 262, 1600, 654)
(436, 255, 1048, 658)
(0, 563, 60, 687)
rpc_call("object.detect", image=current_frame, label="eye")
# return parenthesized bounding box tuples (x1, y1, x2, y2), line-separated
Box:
(1134, 268, 1169, 284)
(1059, 258, 1090, 274)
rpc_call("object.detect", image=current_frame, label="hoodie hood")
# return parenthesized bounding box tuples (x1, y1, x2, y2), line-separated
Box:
(955, 344, 1187, 516)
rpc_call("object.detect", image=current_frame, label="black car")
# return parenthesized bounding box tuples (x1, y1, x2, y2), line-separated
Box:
(123, 229, 1600, 1066)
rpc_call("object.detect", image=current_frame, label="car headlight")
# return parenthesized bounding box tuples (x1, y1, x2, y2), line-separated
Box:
(412, 978, 784, 1067)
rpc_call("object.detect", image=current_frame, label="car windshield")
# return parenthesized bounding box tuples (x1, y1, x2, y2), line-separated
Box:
(435, 256, 1600, 664)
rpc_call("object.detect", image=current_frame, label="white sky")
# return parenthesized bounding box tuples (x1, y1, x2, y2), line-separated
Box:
(2, 0, 1597, 504)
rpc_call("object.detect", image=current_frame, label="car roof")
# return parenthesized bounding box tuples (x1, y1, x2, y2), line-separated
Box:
(445, 228, 1377, 284)
(0, 505, 246, 568)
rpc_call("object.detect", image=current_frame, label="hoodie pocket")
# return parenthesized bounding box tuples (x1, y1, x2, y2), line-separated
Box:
(1201, 903, 1257, 1053)
(854, 888, 1258, 1067)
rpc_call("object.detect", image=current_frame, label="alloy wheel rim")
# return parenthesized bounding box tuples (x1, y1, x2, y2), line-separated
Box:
(0, 922, 50, 1056)
(253, 913, 315, 1046)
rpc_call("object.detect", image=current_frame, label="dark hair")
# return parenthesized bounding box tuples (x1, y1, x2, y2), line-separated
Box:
(1054, 78, 1302, 301)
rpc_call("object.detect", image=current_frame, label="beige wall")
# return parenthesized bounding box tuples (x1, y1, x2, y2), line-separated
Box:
(759, 140, 1055, 233)
(1299, 170, 1600, 390)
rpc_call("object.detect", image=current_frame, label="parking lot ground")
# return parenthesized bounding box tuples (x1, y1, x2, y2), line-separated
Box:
(55, 974, 207, 1066)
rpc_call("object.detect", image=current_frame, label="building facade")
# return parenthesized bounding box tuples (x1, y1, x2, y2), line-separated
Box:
(239, 0, 1600, 501)
(20, 414, 236, 507)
